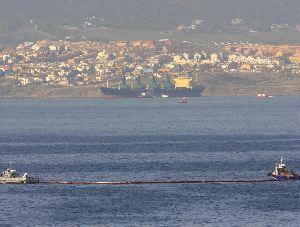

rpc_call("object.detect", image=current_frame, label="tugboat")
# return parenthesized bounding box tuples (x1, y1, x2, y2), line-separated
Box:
(268, 158, 300, 180)
(0, 166, 39, 184)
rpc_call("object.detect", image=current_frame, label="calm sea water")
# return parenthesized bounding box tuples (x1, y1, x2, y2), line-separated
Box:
(0, 96, 300, 226)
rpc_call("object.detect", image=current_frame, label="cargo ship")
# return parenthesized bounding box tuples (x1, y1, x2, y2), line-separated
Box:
(100, 76, 204, 98)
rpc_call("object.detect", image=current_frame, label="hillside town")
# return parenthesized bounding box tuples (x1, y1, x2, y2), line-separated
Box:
(0, 39, 300, 88)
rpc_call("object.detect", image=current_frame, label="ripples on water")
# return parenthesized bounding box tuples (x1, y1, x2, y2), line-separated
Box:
(0, 97, 300, 226)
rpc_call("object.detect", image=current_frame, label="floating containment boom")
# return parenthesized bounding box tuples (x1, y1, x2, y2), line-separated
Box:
(41, 179, 276, 185)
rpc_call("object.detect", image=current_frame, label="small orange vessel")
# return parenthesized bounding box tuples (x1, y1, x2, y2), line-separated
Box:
(178, 97, 187, 103)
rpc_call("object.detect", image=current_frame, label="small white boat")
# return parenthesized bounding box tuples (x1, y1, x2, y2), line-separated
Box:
(257, 93, 273, 98)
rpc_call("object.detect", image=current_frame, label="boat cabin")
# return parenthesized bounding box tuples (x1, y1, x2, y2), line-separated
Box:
(0, 168, 20, 178)
(274, 159, 289, 175)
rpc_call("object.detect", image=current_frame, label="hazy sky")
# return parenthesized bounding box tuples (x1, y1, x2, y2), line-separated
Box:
(0, 0, 299, 29)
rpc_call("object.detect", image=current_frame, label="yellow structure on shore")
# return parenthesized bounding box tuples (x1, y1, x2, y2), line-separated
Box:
(173, 76, 193, 89)
(289, 52, 300, 64)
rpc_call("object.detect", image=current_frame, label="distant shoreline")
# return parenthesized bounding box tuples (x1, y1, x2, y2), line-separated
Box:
(1, 71, 300, 98)
(0, 93, 299, 99)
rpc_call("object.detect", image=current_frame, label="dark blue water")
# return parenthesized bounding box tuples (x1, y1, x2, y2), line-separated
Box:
(0, 97, 300, 226)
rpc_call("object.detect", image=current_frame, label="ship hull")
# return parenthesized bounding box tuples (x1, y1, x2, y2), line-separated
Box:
(272, 175, 300, 180)
(153, 88, 203, 97)
(0, 176, 39, 184)
(100, 87, 140, 98)
(100, 86, 204, 98)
